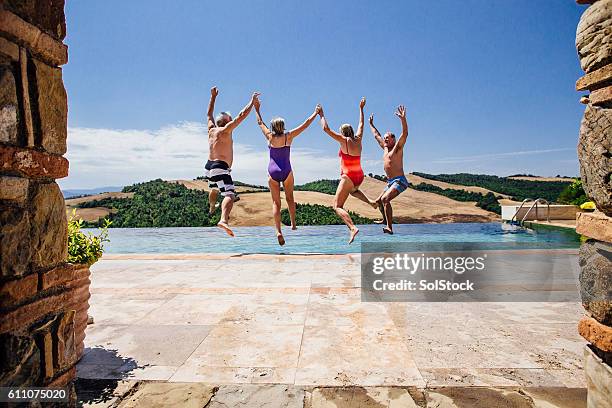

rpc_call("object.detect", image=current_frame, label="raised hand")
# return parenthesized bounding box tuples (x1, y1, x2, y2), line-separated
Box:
(211, 86, 219, 97)
(250, 92, 261, 105)
(359, 97, 366, 109)
(318, 105, 325, 117)
(369, 113, 374, 125)
(315, 104, 322, 115)
(253, 94, 261, 110)
(395, 105, 406, 119)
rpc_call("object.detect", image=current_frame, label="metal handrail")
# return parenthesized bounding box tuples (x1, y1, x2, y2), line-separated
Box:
(520, 198, 550, 223)
(510, 198, 534, 223)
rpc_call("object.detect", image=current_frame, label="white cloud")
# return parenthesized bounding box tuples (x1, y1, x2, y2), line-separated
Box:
(60, 122, 341, 189)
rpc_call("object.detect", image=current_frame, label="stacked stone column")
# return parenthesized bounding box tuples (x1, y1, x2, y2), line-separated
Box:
(574, 0, 612, 406)
(0, 0, 89, 402)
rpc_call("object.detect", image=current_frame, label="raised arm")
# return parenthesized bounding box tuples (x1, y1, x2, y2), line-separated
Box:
(369, 114, 385, 149)
(319, 106, 345, 143)
(224, 92, 260, 133)
(253, 96, 272, 142)
(394, 105, 409, 150)
(207, 86, 218, 130)
(355, 97, 366, 140)
(287, 105, 321, 140)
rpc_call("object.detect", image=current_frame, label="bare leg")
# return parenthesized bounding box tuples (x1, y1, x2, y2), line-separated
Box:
(217, 195, 235, 237)
(380, 188, 399, 234)
(334, 176, 359, 244)
(208, 188, 219, 215)
(351, 189, 377, 208)
(283, 172, 297, 230)
(268, 176, 285, 245)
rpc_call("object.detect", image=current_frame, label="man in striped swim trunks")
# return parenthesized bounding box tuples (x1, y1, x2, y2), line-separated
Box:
(206, 86, 259, 236)
(369, 105, 410, 235)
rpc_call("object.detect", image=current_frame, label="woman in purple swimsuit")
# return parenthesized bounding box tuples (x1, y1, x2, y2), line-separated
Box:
(253, 96, 320, 245)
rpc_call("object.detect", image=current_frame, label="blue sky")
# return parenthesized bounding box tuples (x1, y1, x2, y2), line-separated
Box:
(61, 0, 586, 189)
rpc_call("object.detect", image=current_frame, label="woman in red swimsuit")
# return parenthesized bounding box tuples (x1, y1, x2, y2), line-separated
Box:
(319, 97, 377, 244)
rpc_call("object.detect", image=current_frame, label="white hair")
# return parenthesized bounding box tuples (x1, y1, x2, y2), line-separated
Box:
(215, 111, 232, 126)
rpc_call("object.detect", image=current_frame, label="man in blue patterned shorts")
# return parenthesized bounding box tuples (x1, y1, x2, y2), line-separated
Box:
(369, 105, 409, 235)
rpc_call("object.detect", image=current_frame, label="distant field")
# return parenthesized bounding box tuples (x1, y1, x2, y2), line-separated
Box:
(407, 174, 510, 198)
(507, 176, 575, 182)
(412, 172, 571, 202)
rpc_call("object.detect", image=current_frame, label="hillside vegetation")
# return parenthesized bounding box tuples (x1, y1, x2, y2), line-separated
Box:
(281, 203, 373, 226)
(295, 179, 339, 195)
(79, 179, 219, 227)
(76, 179, 377, 227)
(413, 172, 571, 202)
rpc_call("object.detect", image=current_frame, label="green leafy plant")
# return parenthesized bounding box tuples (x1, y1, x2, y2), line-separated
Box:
(557, 179, 589, 206)
(67, 210, 111, 265)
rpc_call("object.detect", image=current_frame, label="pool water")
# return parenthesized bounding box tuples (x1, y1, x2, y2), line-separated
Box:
(86, 223, 581, 254)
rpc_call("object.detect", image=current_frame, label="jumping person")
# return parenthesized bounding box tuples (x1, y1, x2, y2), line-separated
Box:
(253, 96, 321, 245)
(319, 98, 377, 244)
(205, 86, 259, 236)
(369, 105, 409, 234)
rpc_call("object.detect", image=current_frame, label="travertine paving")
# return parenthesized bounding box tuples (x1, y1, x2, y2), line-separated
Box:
(78, 253, 586, 389)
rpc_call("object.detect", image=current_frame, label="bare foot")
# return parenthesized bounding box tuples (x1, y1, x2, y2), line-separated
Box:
(217, 221, 234, 237)
(348, 227, 359, 244)
(277, 233, 285, 246)
(291, 225, 297, 230)
(383, 227, 393, 235)
(370, 200, 378, 209)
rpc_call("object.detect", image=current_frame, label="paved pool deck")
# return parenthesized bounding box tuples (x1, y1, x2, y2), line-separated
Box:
(78, 251, 587, 392)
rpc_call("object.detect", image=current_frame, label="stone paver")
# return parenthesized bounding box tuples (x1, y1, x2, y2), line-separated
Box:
(79, 253, 587, 389)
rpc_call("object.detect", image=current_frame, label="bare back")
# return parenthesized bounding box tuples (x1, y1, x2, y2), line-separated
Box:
(208, 127, 234, 166)
(383, 146, 404, 179)
(339, 137, 363, 156)
(268, 133, 291, 148)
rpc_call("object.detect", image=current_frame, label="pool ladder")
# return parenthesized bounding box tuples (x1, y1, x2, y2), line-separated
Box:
(510, 198, 550, 226)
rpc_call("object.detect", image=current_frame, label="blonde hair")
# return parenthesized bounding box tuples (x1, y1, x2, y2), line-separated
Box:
(270, 117, 285, 135)
(340, 124, 354, 139)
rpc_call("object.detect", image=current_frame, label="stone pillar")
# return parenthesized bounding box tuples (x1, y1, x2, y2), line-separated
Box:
(0, 1, 89, 405)
(574, 0, 612, 406)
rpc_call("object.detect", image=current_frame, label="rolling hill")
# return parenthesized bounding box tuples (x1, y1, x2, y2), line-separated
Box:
(65, 175, 500, 226)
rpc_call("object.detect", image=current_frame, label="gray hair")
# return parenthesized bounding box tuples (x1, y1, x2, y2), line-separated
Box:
(215, 111, 232, 126)
(339, 124, 355, 139)
(270, 117, 285, 135)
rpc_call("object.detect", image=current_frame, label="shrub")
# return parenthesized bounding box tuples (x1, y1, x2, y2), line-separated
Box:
(67, 210, 111, 265)
(557, 179, 589, 206)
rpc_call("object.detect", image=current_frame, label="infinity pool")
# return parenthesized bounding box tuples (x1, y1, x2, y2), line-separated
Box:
(85, 223, 581, 254)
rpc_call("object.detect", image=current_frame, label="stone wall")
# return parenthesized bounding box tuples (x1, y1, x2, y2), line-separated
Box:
(574, 0, 612, 406)
(0, 0, 88, 404)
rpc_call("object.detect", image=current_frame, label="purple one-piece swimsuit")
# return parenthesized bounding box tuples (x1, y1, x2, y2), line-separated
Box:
(268, 134, 292, 182)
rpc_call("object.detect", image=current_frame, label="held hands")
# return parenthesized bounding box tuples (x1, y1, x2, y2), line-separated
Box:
(359, 97, 366, 109)
(250, 92, 261, 106)
(318, 105, 325, 117)
(211, 86, 219, 97)
(253, 94, 261, 110)
(395, 105, 406, 119)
